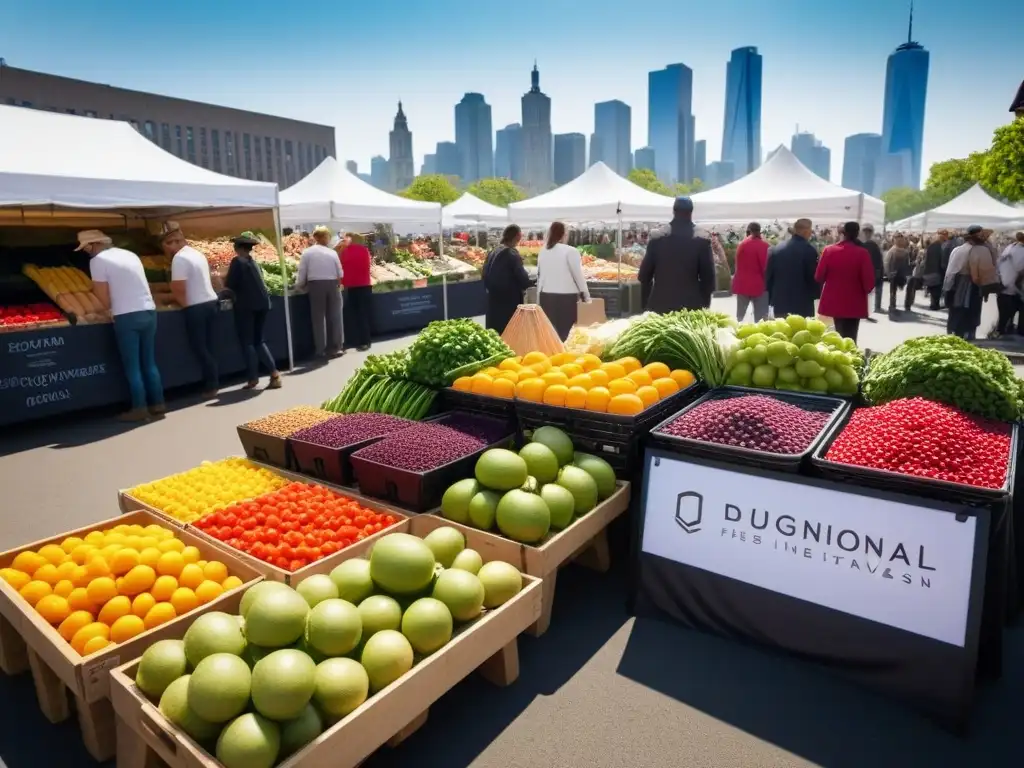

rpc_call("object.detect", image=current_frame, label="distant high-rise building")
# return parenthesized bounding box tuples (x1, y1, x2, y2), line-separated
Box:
(705, 160, 736, 190)
(721, 46, 763, 178)
(878, 3, 929, 193)
(455, 93, 494, 183)
(554, 133, 586, 185)
(345, 160, 358, 175)
(388, 101, 414, 192)
(842, 133, 882, 194)
(694, 140, 707, 185)
(435, 141, 460, 177)
(521, 63, 553, 193)
(358, 173, 372, 185)
(791, 131, 831, 181)
(370, 155, 389, 190)
(589, 133, 601, 167)
(634, 146, 655, 172)
(421, 154, 437, 176)
(648, 63, 695, 185)
(495, 123, 524, 182)
(592, 100, 631, 176)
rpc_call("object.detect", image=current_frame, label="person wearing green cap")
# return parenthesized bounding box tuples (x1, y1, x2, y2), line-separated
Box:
(223, 232, 282, 389)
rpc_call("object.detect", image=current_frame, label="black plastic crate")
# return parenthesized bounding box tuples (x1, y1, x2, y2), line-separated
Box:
(440, 387, 517, 421)
(810, 406, 1018, 506)
(350, 413, 515, 512)
(646, 386, 849, 473)
(237, 425, 294, 469)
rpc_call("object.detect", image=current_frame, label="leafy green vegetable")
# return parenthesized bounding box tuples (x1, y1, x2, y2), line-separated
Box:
(323, 368, 437, 419)
(257, 260, 298, 296)
(407, 319, 513, 387)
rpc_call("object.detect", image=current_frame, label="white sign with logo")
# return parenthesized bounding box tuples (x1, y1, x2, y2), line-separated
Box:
(640, 454, 978, 647)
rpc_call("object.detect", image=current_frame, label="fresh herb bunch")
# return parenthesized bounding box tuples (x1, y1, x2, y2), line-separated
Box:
(258, 260, 297, 296)
(862, 335, 1024, 422)
(407, 319, 513, 387)
(363, 349, 411, 379)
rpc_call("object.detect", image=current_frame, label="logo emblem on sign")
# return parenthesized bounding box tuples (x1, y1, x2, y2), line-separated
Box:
(675, 491, 703, 533)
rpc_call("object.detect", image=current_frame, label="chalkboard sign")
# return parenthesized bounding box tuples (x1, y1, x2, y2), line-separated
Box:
(370, 286, 444, 335)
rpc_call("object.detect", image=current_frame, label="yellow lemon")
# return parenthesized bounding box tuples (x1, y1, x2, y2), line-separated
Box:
(131, 592, 157, 619)
(81, 635, 112, 656)
(143, 602, 177, 630)
(67, 587, 95, 613)
(156, 551, 184, 578)
(110, 615, 146, 643)
(151, 575, 178, 602)
(86, 577, 118, 606)
(32, 564, 60, 586)
(53, 579, 75, 599)
(110, 549, 140, 576)
(195, 581, 224, 605)
(157, 538, 185, 554)
(56, 561, 78, 581)
(60, 536, 85, 555)
(38, 544, 68, 566)
(71, 622, 110, 655)
(58, 610, 94, 643)
(83, 531, 105, 545)
(97, 595, 132, 625)
(121, 565, 156, 596)
(12, 551, 47, 574)
(203, 561, 228, 583)
(139, 547, 162, 568)
(0, 568, 31, 591)
(178, 564, 205, 590)
(85, 556, 111, 580)
(36, 594, 71, 625)
(70, 545, 97, 565)
(180, 546, 201, 565)
(170, 588, 198, 615)
(221, 576, 244, 591)
(19, 580, 53, 606)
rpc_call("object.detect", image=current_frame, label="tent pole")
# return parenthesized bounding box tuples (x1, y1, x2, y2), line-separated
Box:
(616, 209, 623, 286)
(856, 192, 865, 225)
(273, 199, 294, 372)
(440, 211, 449, 320)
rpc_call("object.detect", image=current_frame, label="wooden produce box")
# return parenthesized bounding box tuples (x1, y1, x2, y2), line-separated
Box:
(111, 570, 542, 768)
(420, 482, 631, 636)
(0, 510, 263, 762)
(236, 424, 293, 470)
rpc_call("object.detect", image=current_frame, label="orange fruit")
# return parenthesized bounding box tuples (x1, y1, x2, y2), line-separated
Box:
(36, 594, 71, 625)
(608, 378, 638, 396)
(542, 384, 568, 407)
(85, 556, 111, 580)
(221, 575, 244, 591)
(203, 561, 228, 583)
(481, 366, 501, 377)
(86, 577, 118, 606)
(516, 378, 547, 403)
(608, 393, 645, 416)
(670, 369, 696, 388)
(170, 587, 198, 615)
(0, 568, 31, 591)
(132, 592, 157, 619)
(469, 373, 493, 396)
(195, 580, 224, 605)
(498, 357, 521, 371)
(528, 360, 551, 375)
(566, 373, 593, 390)
(58, 610, 94, 642)
(138, 548, 162, 568)
(522, 351, 548, 366)
(627, 369, 653, 388)
(70, 545, 97, 565)
(548, 352, 575, 366)
(67, 587, 95, 612)
(585, 387, 611, 412)
(156, 551, 184, 578)
(652, 377, 680, 398)
(178, 563, 205, 590)
(636, 385, 660, 408)
(81, 636, 112, 656)
(491, 378, 516, 399)
(644, 362, 671, 380)
(19, 580, 53, 606)
(588, 368, 610, 387)
(540, 371, 568, 387)
(576, 353, 603, 371)
(38, 544, 68, 566)
(559, 363, 584, 379)
(109, 549, 140, 576)
(98, 595, 132, 625)
(599, 362, 626, 380)
(157, 538, 185, 554)
(32, 564, 60, 586)
(151, 575, 178, 602)
(69, 565, 90, 588)
(53, 580, 75, 598)
(452, 376, 473, 391)
(110, 615, 146, 643)
(564, 386, 589, 409)
(495, 370, 519, 384)
(56, 561, 78, 582)
(71, 622, 110, 655)
(617, 357, 642, 374)
(143, 602, 177, 630)
(12, 551, 47, 574)
(122, 565, 156, 596)
(60, 536, 85, 555)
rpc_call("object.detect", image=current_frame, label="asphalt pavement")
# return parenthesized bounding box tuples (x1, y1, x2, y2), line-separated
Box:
(1, 293, 1019, 768)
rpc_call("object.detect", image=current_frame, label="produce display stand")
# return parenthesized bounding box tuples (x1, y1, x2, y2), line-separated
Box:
(420, 482, 632, 636)
(236, 424, 295, 470)
(288, 431, 394, 488)
(0, 509, 263, 761)
(110, 560, 542, 768)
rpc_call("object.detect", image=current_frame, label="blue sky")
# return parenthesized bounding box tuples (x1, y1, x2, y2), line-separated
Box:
(1, 0, 1020, 184)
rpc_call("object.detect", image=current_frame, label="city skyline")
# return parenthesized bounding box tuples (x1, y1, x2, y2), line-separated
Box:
(1, 0, 1017, 191)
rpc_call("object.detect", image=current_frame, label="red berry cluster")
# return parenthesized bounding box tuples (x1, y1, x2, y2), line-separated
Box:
(825, 397, 1012, 488)
(194, 481, 400, 571)
(0, 303, 63, 327)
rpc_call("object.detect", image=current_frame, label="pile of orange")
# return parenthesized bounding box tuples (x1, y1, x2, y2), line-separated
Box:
(0, 522, 244, 657)
(452, 352, 696, 415)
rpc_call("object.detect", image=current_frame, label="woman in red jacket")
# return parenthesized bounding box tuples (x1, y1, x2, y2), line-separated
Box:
(815, 221, 876, 343)
(731, 222, 770, 321)
(338, 233, 373, 350)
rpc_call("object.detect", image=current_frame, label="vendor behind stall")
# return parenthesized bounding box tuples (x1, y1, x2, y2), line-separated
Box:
(159, 222, 220, 398)
(76, 229, 165, 421)
(297, 225, 344, 359)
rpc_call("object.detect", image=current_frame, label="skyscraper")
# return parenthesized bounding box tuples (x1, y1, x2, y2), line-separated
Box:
(648, 63, 694, 185)
(370, 155, 389, 190)
(388, 101, 414, 192)
(495, 123, 524, 182)
(694, 140, 707, 185)
(721, 47, 763, 178)
(521, 63, 553, 193)
(791, 131, 831, 181)
(435, 141, 460, 177)
(634, 146, 655, 172)
(421, 154, 437, 176)
(345, 160, 358, 175)
(842, 133, 882, 194)
(554, 133, 586, 185)
(592, 100, 631, 176)
(878, 3, 929, 193)
(705, 160, 736, 190)
(454, 93, 494, 183)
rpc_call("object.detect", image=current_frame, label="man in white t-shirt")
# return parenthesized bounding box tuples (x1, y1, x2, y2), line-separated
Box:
(297, 225, 344, 357)
(76, 229, 164, 421)
(160, 221, 220, 397)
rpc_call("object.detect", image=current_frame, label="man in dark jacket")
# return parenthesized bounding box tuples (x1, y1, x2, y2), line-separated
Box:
(921, 230, 949, 309)
(482, 224, 532, 333)
(861, 224, 884, 319)
(638, 197, 715, 312)
(765, 218, 819, 317)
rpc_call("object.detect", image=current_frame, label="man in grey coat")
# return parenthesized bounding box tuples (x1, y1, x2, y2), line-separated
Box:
(297, 225, 344, 358)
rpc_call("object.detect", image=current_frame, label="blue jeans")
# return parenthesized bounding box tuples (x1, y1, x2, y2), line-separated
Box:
(113, 310, 164, 409)
(183, 301, 219, 391)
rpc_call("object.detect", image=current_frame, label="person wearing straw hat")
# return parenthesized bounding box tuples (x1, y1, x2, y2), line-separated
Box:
(297, 225, 344, 358)
(76, 229, 165, 422)
(223, 232, 282, 389)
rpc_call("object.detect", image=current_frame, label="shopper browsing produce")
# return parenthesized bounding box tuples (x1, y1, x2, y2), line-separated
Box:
(160, 221, 221, 398)
(638, 197, 716, 313)
(297, 226, 344, 359)
(224, 232, 282, 390)
(814, 222, 876, 343)
(537, 221, 591, 341)
(732, 222, 770, 322)
(77, 229, 165, 422)
(943, 225, 1000, 340)
(338, 233, 373, 351)
(483, 224, 532, 335)
(765, 218, 819, 318)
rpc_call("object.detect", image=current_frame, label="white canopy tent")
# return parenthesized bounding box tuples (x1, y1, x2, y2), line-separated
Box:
(507, 162, 676, 224)
(690, 146, 885, 227)
(442, 192, 507, 227)
(278, 157, 440, 226)
(890, 184, 1024, 231)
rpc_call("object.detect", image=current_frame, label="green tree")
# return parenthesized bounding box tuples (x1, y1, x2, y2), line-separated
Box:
(627, 168, 672, 195)
(925, 153, 986, 199)
(979, 117, 1024, 202)
(466, 177, 527, 207)
(399, 174, 460, 205)
(880, 187, 938, 223)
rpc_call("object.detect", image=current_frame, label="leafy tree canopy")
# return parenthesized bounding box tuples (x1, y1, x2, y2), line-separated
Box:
(627, 168, 672, 195)
(466, 177, 527, 207)
(400, 174, 460, 205)
(979, 117, 1024, 202)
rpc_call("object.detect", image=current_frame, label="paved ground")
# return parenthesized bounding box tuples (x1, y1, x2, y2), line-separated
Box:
(1, 293, 1019, 768)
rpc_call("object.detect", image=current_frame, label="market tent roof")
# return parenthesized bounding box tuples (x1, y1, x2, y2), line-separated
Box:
(890, 184, 1024, 231)
(442, 193, 508, 227)
(690, 145, 885, 226)
(0, 105, 277, 213)
(278, 157, 441, 225)
(507, 162, 677, 224)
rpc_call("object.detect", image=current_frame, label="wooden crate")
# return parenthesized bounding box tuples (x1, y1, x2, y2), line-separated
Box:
(111, 573, 542, 768)
(0, 510, 264, 762)
(418, 482, 631, 636)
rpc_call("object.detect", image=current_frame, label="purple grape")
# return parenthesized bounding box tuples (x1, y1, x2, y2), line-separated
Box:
(353, 421, 496, 471)
(291, 413, 415, 449)
(430, 412, 513, 444)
